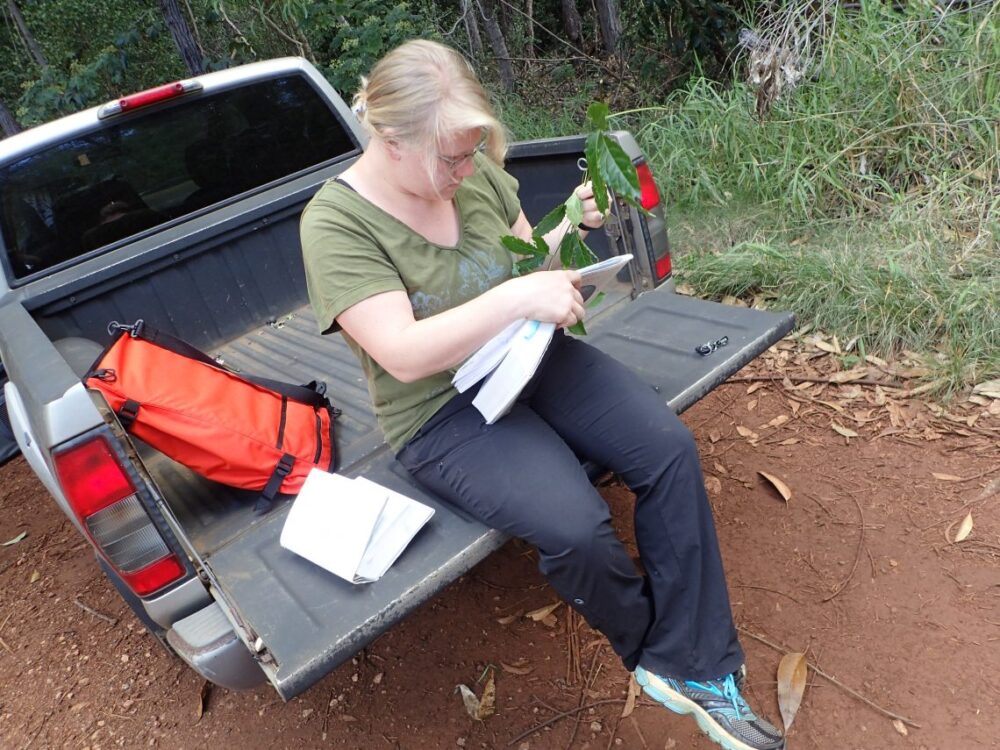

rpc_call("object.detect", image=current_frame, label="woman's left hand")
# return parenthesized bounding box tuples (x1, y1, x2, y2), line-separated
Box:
(575, 182, 607, 230)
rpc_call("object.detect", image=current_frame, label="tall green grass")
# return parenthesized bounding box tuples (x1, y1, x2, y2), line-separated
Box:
(615, 1, 999, 394)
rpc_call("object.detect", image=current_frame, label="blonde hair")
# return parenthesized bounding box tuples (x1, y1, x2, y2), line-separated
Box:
(352, 39, 508, 174)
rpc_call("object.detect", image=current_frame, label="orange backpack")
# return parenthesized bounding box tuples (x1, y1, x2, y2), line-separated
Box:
(85, 320, 338, 513)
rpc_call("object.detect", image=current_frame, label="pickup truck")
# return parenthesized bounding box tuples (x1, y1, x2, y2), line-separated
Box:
(0, 57, 794, 700)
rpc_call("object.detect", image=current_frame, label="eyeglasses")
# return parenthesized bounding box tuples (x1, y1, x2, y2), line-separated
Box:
(437, 137, 487, 174)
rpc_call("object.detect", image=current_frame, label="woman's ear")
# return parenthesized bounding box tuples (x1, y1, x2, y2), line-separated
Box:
(383, 138, 403, 161)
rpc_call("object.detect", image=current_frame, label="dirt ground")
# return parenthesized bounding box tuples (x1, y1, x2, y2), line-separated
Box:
(1, 339, 999, 750)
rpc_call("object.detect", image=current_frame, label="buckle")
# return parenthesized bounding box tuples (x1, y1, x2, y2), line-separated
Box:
(695, 336, 729, 356)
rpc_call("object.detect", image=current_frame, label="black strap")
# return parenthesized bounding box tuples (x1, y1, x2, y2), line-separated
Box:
(277, 396, 288, 450)
(255, 453, 296, 515)
(128, 322, 331, 409)
(117, 399, 140, 430)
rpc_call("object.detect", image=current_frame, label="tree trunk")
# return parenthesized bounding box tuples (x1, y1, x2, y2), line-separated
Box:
(0, 95, 22, 138)
(595, 0, 621, 55)
(159, 0, 204, 75)
(6, 0, 47, 68)
(525, 0, 534, 57)
(462, 0, 483, 58)
(560, 0, 583, 45)
(477, 0, 515, 92)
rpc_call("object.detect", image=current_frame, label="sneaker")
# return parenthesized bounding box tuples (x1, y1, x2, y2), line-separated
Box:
(634, 666, 784, 750)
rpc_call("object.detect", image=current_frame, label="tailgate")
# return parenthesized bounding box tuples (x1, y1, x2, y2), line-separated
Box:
(201, 292, 794, 699)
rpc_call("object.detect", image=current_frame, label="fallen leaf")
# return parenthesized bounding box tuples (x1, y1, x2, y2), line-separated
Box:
(525, 602, 562, 622)
(763, 415, 790, 429)
(892, 719, 908, 736)
(457, 671, 496, 721)
(736, 425, 759, 441)
(709, 429, 722, 443)
(816, 399, 846, 414)
(813, 340, 838, 354)
(972, 379, 1000, 399)
(500, 660, 533, 676)
(747, 399, 758, 412)
(865, 354, 888, 367)
(932, 473, 962, 481)
(722, 294, 748, 307)
(828, 366, 868, 384)
(622, 674, 641, 718)
(778, 438, 800, 446)
(2, 531, 27, 546)
(540, 613, 558, 628)
(497, 611, 521, 625)
(196, 680, 211, 721)
(705, 476, 722, 496)
(675, 283, 696, 296)
(713, 461, 728, 475)
(29, 570, 40, 583)
(787, 400, 801, 415)
(831, 422, 859, 438)
(759, 471, 792, 503)
(747, 382, 765, 395)
(777, 652, 808, 731)
(954, 513, 973, 543)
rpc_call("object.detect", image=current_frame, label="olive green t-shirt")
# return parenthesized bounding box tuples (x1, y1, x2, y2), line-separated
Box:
(300, 153, 521, 452)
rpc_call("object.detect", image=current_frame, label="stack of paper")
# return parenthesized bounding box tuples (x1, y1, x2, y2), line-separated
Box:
(279, 469, 435, 584)
(452, 254, 634, 424)
(471, 319, 555, 423)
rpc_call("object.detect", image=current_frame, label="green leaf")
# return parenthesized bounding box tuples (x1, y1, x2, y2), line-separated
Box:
(586, 102, 609, 132)
(534, 203, 567, 236)
(597, 134, 641, 206)
(567, 320, 588, 335)
(501, 235, 544, 258)
(587, 291, 606, 308)
(514, 254, 546, 276)
(559, 232, 596, 270)
(564, 192, 584, 228)
(585, 131, 609, 215)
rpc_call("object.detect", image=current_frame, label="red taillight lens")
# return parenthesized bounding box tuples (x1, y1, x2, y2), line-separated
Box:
(119, 82, 186, 112)
(98, 80, 202, 119)
(121, 554, 186, 596)
(635, 161, 661, 210)
(53, 437, 134, 516)
(655, 254, 672, 279)
(54, 436, 184, 596)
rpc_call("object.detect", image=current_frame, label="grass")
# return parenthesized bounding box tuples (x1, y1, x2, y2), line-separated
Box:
(609, 1, 1000, 395)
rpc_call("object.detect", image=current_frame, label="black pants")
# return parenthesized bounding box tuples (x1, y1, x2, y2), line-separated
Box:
(396, 331, 744, 680)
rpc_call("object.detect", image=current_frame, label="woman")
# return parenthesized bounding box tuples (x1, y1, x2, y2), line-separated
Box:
(300, 39, 783, 750)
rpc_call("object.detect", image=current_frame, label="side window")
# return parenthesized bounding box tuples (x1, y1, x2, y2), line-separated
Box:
(0, 75, 357, 280)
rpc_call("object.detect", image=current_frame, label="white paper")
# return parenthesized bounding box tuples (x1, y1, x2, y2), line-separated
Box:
(453, 318, 525, 393)
(280, 470, 386, 583)
(280, 470, 435, 584)
(472, 320, 556, 423)
(353, 477, 436, 582)
(578, 253, 632, 302)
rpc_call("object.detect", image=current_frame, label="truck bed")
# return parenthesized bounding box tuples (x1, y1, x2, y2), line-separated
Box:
(141, 291, 793, 699)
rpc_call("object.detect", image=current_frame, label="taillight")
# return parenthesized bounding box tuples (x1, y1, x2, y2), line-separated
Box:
(53, 436, 185, 596)
(97, 80, 202, 119)
(655, 254, 672, 279)
(635, 161, 661, 210)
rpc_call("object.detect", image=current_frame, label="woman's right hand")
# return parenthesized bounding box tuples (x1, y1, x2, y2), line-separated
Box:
(503, 269, 585, 329)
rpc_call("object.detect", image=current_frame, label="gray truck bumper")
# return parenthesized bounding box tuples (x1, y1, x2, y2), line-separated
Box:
(166, 602, 266, 690)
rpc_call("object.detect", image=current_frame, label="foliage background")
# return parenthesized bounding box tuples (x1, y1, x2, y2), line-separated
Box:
(0, 0, 996, 394)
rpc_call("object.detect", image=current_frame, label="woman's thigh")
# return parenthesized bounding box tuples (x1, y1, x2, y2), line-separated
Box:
(528, 334, 698, 491)
(396, 395, 613, 548)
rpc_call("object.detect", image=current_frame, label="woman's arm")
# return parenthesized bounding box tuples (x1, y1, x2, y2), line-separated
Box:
(337, 269, 584, 383)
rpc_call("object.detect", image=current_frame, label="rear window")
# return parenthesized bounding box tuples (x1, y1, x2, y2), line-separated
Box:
(1, 75, 357, 280)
